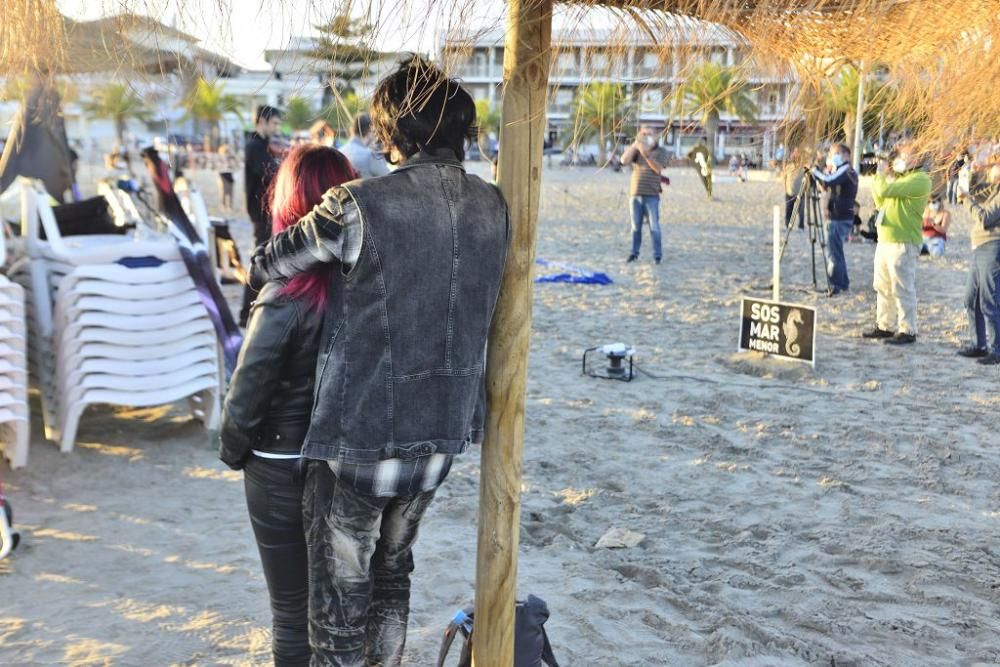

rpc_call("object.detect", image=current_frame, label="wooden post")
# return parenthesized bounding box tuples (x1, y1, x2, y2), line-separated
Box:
(852, 61, 866, 172)
(474, 1, 552, 666)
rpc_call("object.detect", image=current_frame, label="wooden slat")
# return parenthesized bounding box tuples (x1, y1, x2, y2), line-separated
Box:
(474, 0, 553, 665)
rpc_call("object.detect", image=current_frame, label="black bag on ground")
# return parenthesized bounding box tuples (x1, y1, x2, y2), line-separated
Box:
(437, 594, 559, 667)
(46, 196, 124, 240)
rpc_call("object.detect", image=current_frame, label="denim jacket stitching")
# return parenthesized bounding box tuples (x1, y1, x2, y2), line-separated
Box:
(439, 167, 460, 368)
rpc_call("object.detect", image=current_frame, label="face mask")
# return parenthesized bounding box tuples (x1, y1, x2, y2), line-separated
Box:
(893, 158, 908, 173)
(930, 202, 940, 211)
(643, 136, 656, 148)
(831, 154, 845, 168)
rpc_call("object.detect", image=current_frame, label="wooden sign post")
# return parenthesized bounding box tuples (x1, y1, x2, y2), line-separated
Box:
(475, 1, 552, 665)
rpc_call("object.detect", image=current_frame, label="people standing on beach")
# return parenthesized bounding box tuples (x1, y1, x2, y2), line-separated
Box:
(247, 57, 509, 666)
(920, 195, 950, 257)
(340, 112, 390, 179)
(947, 150, 966, 205)
(219, 145, 357, 666)
(621, 125, 669, 264)
(862, 144, 932, 345)
(957, 162, 1000, 364)
(811, 143, 859, 295)
(216, 144, 236, 213)
(240, 105, 283, 327)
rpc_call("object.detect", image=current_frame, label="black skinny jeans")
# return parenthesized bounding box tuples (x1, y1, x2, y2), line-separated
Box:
(244, 455, 310, 666)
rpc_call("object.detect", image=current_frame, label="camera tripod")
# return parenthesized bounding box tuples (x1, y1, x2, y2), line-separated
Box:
(777, 170, 833, 295)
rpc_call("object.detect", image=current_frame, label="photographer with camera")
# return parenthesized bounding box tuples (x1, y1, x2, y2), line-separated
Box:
(810, 144, 859, 295)
(622, 125, 669, 264)
(862, 143, 932, 345)
(957, 162, 1000, 364)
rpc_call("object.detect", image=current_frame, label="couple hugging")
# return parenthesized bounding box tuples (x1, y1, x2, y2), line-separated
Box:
(219, 57, 510, 667)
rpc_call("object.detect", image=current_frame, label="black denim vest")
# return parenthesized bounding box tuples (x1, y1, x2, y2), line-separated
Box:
(302, 150, 510, 464)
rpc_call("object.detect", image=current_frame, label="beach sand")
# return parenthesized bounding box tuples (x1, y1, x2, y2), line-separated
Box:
(2, 161, 998, 666)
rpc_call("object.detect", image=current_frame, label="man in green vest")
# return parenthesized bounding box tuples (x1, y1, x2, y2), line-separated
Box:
(862, 143, 932, 345)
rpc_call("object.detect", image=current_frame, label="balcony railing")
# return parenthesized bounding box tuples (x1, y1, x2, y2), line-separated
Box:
(453, 65, 494, 79)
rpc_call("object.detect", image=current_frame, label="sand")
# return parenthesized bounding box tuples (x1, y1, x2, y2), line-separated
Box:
(2, 159, 998, 666)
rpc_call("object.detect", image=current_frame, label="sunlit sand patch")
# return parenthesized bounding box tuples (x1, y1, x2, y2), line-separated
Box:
(62, 636, 129, 665)
(107, 543, 154, 557)
(113, 405, 172, 422)
(160, 609, 224, 634)
(969, 393, 1000, 406)
(555, 488, 596, 506)
(674, 414, 697, 426)
(0, 617, 26, 643)
(631, 408, 657, 423)
(35, 572, 85, 585)
(163, 554, 237, 575)
(106, 599, 186, 623)
(63, 503, 98, 512)
(715, 462, 750, 473)
(818, 477, 846, 489)
(32, 527, 98, 542)
(110, 512, 151, 526)
(77, 442, 144, 462)
(690, 457, 709, 466)
(182, 466, 242, 482)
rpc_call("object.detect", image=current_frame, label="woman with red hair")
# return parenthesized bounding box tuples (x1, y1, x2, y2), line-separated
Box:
(219, 144, 356, 665)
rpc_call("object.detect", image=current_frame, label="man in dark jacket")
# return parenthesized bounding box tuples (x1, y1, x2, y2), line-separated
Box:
(958, 163, 1000, 364)
(811, 143, 859, 295)
(240, 104, 282, 326)
(248, 57, 509, 667)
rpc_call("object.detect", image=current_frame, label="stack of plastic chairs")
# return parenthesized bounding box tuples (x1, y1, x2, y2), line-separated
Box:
(7, 178, 221, 453)
(0, 198, 30, 468)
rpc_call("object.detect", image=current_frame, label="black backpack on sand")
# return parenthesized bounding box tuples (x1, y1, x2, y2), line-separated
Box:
(437, 594, 559, 667)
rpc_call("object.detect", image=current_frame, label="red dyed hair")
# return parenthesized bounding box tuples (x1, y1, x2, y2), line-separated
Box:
(269, 145, 358, 310)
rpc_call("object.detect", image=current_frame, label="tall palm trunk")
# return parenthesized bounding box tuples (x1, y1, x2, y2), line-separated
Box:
(705, 109, 720, 164)
(114, 115, 126, 146)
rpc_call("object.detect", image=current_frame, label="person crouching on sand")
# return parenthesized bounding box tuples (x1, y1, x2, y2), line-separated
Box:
(219, 145, 357, 666)
(920, 195, 950, 257)
(246, 57, 510, 666)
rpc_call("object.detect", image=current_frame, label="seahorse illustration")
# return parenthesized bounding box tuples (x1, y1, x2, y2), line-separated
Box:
(783, 308, 805, 356)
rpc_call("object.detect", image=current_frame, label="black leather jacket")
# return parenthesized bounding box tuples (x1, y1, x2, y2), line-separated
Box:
(218, 281, 323, 469)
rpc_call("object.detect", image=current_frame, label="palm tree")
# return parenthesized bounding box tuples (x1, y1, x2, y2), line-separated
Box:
(284, 96, 315, 131)
(320, 91, 366, 136)
(679, 62, 758, 162)
(182, 78, 242, 151)
(568, 82, 631, 165)
(475, 99, 501, 137)
(83, 82, 151, 145)
(821, 64, 896, 147)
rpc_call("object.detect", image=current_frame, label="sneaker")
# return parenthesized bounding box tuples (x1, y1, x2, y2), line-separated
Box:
(976, 353, 1000, 366)
(861, 327, 894, 339)
(654, 258, 662, 265)
(957, 346, 988, 358)
(626, 255, 638, 263)
(884, 332, 917, 345)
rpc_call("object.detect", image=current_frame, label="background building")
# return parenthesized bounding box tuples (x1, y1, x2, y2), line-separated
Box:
(440, 22, 796, 164)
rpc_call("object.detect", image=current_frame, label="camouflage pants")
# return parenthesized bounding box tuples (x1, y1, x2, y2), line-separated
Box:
(303, 460, 436, 667)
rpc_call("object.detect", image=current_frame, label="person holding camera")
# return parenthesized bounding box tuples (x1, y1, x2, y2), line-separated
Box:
(862, 144, 932, 345)
(957, 162, 1000, 364)
(621, 125, 669, 264)
(810, 143, 859, 295)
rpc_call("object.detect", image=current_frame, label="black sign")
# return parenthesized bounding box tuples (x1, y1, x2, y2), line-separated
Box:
(738, 297, 816, 365)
